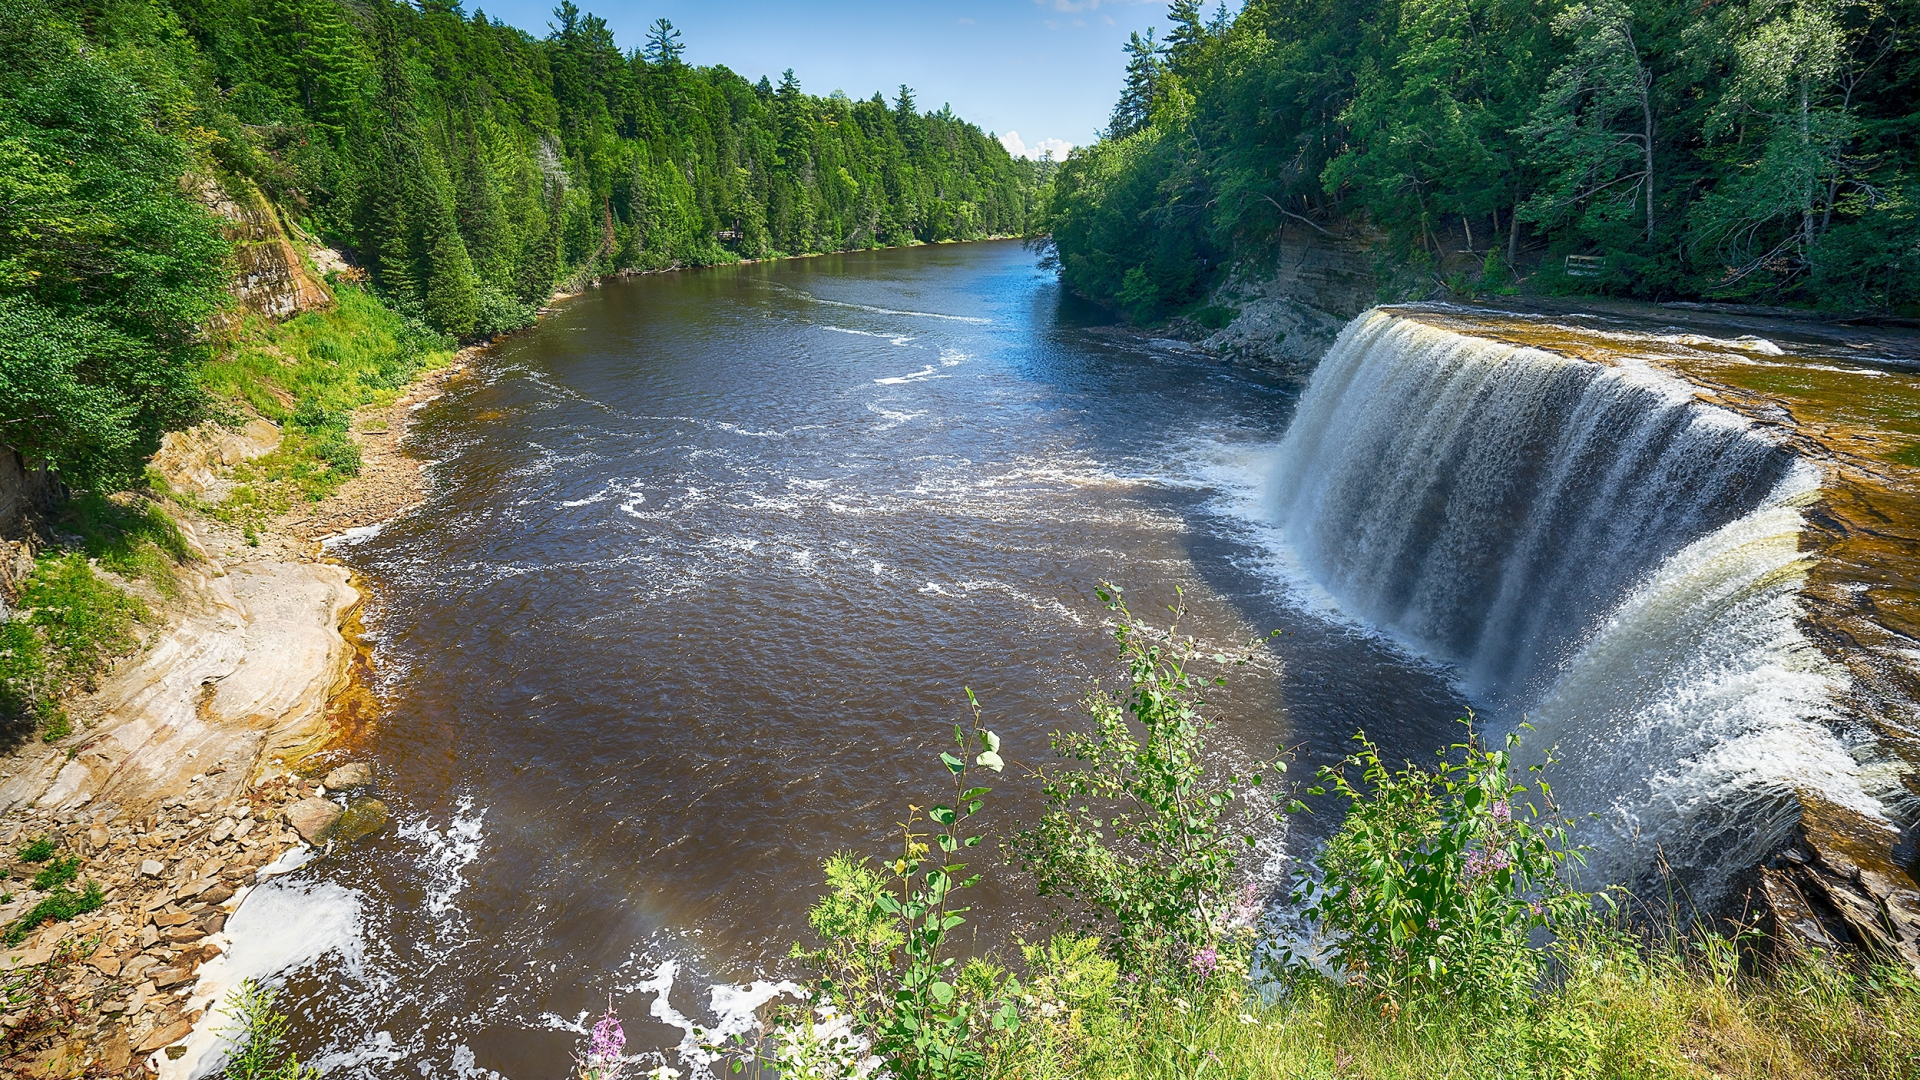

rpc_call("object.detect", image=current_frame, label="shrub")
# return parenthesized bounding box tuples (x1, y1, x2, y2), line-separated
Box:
(1295, 722, 1592, 1016)
(15, 836, 54, 862)
(1190, 304, 1239, 330)
(291, 398, 349, 431)
(759, 691, 1018, 1080)
(1015, 584, 1289, 972)
(218, 980, 318, 1080)
(308, 431, 362, 476)
(473, 285, 537, 338)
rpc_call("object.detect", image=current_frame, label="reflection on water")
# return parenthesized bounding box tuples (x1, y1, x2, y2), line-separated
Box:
(264, 242, 1469, 1078)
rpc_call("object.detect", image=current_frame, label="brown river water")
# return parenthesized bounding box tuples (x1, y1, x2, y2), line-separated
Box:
(235, 242, 1474, 1078)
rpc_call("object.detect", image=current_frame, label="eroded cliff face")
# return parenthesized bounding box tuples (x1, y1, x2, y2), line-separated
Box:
(0, 523, 358, 820)
(1181, 229, 1383, 377)
(193, 174, 333, 329)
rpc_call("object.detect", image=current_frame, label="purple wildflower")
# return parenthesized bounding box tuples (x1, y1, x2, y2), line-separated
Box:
(1491, 799, 1511, 825)
(1191, 946, 1219, 978)
(1462, 847, 1513, 882)
(590, 1007, 626, 1068)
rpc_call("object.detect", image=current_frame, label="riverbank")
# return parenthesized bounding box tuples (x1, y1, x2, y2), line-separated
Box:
(0, 296, 492, 1074)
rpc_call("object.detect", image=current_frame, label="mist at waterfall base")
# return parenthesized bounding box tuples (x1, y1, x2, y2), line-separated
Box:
(215, 244, 1877, 1079)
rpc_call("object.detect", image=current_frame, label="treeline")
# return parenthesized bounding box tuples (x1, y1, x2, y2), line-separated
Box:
(1042, 0, 1920, 320)
(0, 0, 1042, 490)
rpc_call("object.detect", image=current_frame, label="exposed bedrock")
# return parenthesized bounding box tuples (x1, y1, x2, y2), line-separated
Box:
(0, 552, 357, 819)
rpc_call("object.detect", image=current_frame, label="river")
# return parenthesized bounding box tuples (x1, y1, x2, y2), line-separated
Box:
(246, 241, 1475, 1078)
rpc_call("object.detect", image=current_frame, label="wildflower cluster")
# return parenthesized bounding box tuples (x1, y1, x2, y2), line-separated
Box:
(575, 1003, 631, 1080)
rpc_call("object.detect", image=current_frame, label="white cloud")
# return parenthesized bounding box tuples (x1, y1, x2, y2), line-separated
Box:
(999, 131, 1075, 160)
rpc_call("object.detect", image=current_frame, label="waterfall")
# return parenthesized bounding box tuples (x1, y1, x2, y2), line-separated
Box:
(1269, 310, 1884, 901)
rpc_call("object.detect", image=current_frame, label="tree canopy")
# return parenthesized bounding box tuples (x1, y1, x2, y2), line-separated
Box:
(0, 0, 1045, 489)
(1042, 0, 1920, 320)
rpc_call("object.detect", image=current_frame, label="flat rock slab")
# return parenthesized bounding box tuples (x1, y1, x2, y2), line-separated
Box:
(138, 1019, 194, 1053)
(323, 763, 373, 789)
(285, 797, 342, 843)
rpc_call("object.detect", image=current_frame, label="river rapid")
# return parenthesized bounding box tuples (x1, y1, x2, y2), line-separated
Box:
(246, 241, 1472, 1078)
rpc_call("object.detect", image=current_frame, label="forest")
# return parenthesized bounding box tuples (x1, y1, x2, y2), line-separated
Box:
(1041, 0, 1920, 321)
(0, 0, 1044, 490)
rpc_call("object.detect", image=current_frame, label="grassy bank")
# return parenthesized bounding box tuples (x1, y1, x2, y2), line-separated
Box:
(198, 282, 456, 527)
(0, 495, 183, 743)
(978, 933, 1920, 1079)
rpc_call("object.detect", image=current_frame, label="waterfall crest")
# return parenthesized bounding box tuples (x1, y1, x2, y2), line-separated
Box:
(1269, 311, 1883, 898)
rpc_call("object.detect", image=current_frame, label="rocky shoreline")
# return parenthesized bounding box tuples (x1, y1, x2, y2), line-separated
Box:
(0, 333, 482, 1076)
(0, 764, 382, 1077)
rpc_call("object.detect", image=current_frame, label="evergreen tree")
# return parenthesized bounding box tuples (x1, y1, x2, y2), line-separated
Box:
(643, 17, 682, 68)
(1108, 30, 1163, 140)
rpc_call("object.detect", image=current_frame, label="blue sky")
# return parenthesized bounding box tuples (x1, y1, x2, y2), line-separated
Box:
(463, 0, 1209, 158)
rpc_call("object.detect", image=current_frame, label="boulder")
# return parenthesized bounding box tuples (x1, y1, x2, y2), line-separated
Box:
(284, 798, 342, 844)
(333, 798, 390, 843)
(322, 763, 374, 790)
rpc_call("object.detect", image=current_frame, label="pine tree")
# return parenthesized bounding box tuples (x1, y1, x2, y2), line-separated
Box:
(643, 17, 682, 68)
(1164, 0, 1206, 76)
(424, 224, 478, 334)
(1107, 30, 1162, 139)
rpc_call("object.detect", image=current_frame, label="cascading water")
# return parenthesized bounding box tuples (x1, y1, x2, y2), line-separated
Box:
(1267, 310, 1886, 902)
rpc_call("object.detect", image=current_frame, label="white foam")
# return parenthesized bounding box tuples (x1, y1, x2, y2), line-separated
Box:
(397, 796, 487, 919)
(789, 288, 990, 323)
(319, 522, 385, 550)
(561, 486, 616, 508)
(823, 325, 916, 347)
(629, 960, 803, 1072)
(255, 845, 318, 879)
(165, 879, 366, 1080)
(873, 365, 947, 385)
(866, 403, 924, 430)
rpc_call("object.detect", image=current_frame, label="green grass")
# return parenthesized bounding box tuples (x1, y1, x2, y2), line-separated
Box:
(55, 489, 192, 597)
(989, 931, 1920, 1080)
(29, 856, 76, 892)
(199, 283, 454, 515)
(15, 837, 54, 863)
(0, 552, 152, 743)
(2, 881, 103, 946)
(2, 285, 447, 742)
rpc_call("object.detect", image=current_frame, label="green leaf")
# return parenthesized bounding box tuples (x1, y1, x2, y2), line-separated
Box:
(975, 750, 1004, 772)
(930, 981, 955, 1005)
(941, 752, 965, 774)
